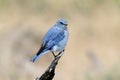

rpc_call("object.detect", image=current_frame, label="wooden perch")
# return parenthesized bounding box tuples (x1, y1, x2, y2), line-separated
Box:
(35, 51, 64, 80)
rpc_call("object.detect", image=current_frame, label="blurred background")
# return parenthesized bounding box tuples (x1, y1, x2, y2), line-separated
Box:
(0, 0, 120, 80)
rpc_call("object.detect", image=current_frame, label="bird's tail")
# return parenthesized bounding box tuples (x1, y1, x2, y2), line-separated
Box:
(31, 50, 50, 62)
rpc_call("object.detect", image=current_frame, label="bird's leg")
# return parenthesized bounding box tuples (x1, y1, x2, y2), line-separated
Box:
(52, 49, 65, 58)
(52, 51, 56, 58)
(58, 49, 65, 56)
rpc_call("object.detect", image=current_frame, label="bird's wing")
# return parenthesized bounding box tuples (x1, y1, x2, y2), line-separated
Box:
(36, 27, 65, 55)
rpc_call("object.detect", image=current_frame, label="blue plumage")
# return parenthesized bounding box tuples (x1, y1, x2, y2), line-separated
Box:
(31, 19, 69, 62)
(31, 49, 48, 62)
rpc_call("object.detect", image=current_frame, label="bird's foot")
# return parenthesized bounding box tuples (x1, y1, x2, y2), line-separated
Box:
(52, 51, 57, 58)
(52, 49, 65, 58)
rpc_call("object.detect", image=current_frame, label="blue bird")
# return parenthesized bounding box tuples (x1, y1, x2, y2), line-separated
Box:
(31, 19, 69, 62)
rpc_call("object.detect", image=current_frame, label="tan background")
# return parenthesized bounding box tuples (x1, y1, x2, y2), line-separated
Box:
(0, 0, 120, 80)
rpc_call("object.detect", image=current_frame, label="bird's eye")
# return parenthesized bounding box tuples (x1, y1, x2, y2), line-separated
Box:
(60, 22, 63, 24)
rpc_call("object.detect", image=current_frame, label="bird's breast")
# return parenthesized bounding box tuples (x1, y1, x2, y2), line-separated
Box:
(52, 30, 69, 52)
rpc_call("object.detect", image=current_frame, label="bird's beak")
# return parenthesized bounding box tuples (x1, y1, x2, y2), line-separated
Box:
(65, 24, 68, 26)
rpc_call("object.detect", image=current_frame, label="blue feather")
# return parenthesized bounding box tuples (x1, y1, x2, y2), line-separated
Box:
(42, 27, 65, 49)
(31, 50, 49, 62)
(31, 55, 38, 62)
(31, 19, 68, 62)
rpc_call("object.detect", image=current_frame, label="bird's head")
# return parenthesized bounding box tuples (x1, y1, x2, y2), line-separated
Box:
(55, 19, 68, 29)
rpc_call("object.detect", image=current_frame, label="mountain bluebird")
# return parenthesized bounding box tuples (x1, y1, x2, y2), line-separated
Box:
(31, 19, 69, 62)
